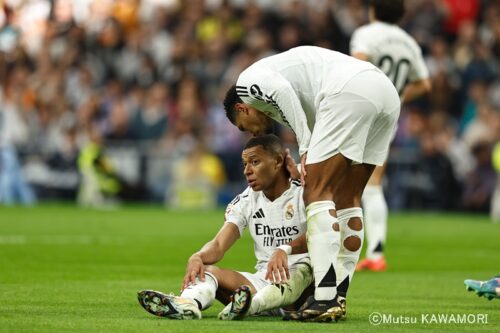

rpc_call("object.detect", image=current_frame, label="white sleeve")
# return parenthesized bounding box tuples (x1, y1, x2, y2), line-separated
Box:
(224, 194, 248, 236)
(350, 27, 372, 56)
(408, 43, 429, 82)
(237, 69, 312, 156)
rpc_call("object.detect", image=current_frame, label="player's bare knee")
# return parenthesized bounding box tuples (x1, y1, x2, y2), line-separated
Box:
(347, 218, 363, 231)
(204, 265, 220, 278)
(332, 222, 340, 231)
(344, 235, 361, 251)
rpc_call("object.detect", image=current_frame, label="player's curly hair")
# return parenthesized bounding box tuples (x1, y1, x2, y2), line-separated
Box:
(370, 0, 405, 24)
(244, 134, 283, 157)
(223, 85, 242, 124)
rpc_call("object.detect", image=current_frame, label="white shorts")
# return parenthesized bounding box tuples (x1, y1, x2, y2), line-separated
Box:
(239, 270, 270, 292)
(307, 69, 401, 166)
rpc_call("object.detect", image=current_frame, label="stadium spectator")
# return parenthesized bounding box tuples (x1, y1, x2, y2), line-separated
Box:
(168, 140, 226, 209)
(462, 142, 497, 212)
(0, 65, 36, 205)
(77, 124, 144, 207)
(433, 113, 474, 182)
(129, 82, 170, 141)
(0, 145, 37, 205)
(409, 129, 461, 210)
(441, 0, 480, 39)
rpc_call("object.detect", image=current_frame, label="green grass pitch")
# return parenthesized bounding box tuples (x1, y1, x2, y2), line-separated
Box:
(0, 205, 499, 332)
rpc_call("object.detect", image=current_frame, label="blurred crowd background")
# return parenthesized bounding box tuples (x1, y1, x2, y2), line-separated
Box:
(0, 0, 499, 215)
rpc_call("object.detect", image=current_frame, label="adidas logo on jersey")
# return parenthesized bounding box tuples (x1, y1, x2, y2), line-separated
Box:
(252, 208, 265, 219)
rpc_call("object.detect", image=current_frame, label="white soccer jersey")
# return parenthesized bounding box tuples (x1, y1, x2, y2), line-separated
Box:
(235, 46, 378, 156)
(224, 181, 309, 272)
(350, 21, 429, 94)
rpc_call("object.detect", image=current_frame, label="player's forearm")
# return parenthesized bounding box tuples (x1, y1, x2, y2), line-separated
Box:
(190, 223, 239, 265)
(288, 234, 307, 254)
(192, 240, 224, 265)
(402, 79, 431, 103)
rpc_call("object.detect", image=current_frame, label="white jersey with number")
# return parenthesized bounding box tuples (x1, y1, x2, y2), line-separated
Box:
(224, 181, 309, 272)
(235, 45, 378, 156)
(350, 21, 429, 94)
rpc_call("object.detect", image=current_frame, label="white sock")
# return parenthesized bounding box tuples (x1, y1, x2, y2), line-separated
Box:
(336, 207, 364, 298)
(306, 201, 340, 301)
(248, 285, 282, 315)
(362, 185, 387, 259)
(180, 272, 218, 310)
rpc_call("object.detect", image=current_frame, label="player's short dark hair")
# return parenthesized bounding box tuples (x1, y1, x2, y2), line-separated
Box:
(223, 85, 242, 124)
(244, 134, 284, 157)
(370, 0, 405, 24)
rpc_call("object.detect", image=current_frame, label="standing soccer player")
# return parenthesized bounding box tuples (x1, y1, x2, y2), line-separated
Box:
(223, 45, 401, 321)
(350, 0, 431, 271)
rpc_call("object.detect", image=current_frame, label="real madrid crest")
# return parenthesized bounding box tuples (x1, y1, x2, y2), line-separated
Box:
(285, 203, 294, 220)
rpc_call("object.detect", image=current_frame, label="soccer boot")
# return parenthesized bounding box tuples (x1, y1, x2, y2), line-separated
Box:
(356, 257, 387, 272)
(283, 295, 343, 322)
(282, 295, 313, 321)
(137, 290, 201, 319)
(338, 297, 347, 320)
(218, 285, 252, 320)
(464, 276, 500, 300)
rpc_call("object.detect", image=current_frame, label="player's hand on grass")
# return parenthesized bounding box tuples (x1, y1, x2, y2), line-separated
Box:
(285, 148, 300, 181)
(182, 253, 205, 290)
(265, 248, 290, 284)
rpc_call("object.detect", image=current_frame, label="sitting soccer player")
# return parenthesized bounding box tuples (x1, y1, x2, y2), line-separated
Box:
(465, 276, 500, 300)
(137, 134, 313, 320)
